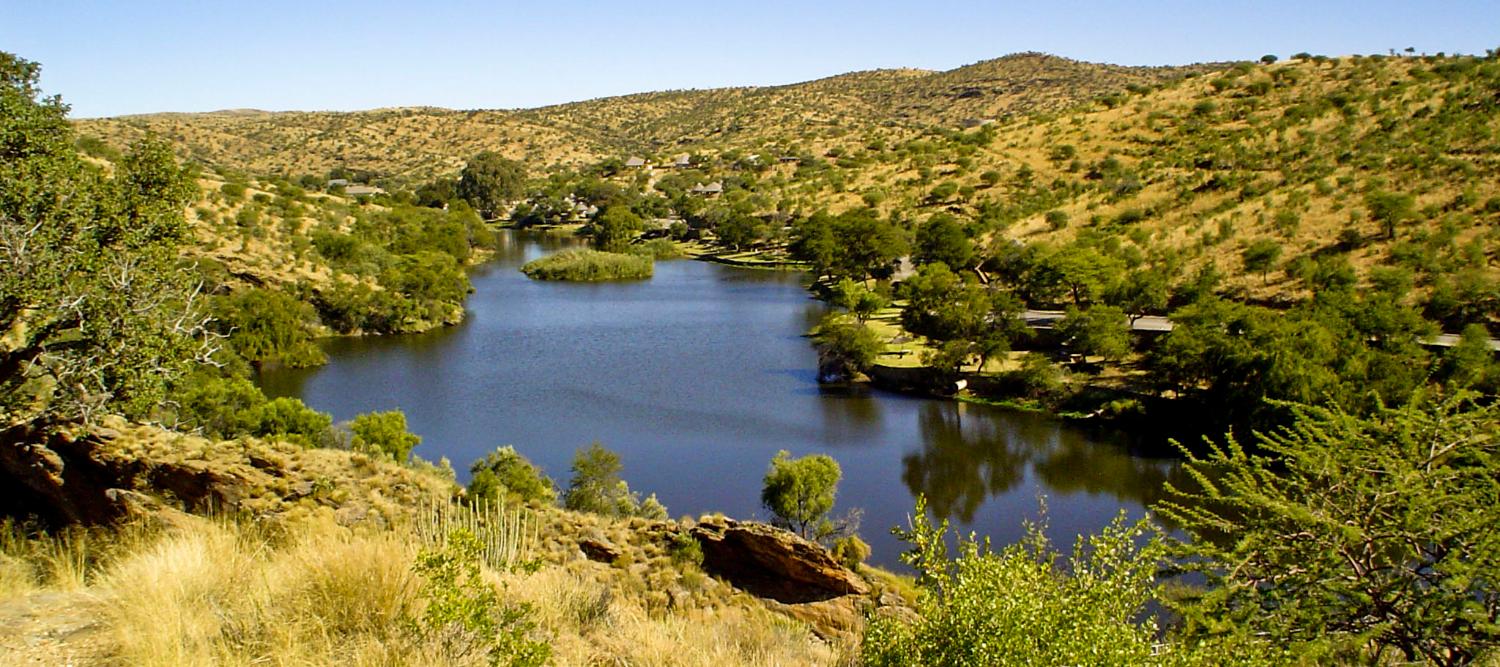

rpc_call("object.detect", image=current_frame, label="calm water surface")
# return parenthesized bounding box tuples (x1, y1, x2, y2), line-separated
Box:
(259, 231, 1185, 567)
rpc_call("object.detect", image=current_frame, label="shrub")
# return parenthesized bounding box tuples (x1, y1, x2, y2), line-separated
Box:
(468, 446, 556, 505)
(667, 530, 704, 567)
(862, 498, 1252, 666)
(350, 410, 421, 463)
(831, 535, 870, 570)
(520, 249, 652, 282)
(812, 313, 884, 383)
(412, 529, 550, 666)
(1159, 393, 1500, 664)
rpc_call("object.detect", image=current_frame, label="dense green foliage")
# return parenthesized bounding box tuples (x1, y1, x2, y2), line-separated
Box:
(457, 152, 526, 219)
(350, 410, 422, 463)
(171, 373, 330, 446)
(1, 53, 208, 426)
(1057, 304, 1131, 361)
(812, 313, 884, 382)
(562, 442, 666, 519)
(468, 446, 556, 505)
(863, 498, 1259, 666)
(790, 208, 908, 281)
(210, 288, 326, 368)
(520, 249, 653, 281)
(1159, 392, 1500, 665)
(760, 450, 841, 539)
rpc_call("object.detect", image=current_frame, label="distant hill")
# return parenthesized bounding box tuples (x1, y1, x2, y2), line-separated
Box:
(73, 53, 1220, 181)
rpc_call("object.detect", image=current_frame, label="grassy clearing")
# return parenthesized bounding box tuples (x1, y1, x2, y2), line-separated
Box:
(521, 248, 653, 281)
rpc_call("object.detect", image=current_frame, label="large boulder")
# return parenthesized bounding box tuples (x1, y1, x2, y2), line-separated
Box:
(690, 517, 868, 604)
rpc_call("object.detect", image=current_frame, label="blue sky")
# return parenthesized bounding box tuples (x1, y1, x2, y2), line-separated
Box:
(4, 1, 1496, 118)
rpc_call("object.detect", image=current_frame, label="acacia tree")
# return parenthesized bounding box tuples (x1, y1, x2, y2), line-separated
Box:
(761, 450, 841, 539)
(457, 151, 526, 220)
(1, 52, 210, 428)
(1158, 392, 1500, 665)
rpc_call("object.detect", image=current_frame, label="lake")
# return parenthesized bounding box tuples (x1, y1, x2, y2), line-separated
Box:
(258, 230, 1184, 567)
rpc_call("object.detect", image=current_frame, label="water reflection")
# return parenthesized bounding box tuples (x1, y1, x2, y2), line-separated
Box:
(903, 402, 1181, 526)
(904, 402, 1029, 523)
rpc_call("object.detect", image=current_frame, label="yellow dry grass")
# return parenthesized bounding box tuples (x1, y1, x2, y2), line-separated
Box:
(0, 503, 843, 666)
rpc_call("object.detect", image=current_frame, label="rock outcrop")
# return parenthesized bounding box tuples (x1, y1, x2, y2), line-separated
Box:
(0, 417, 452, 527)
(690, 517, 868, 604)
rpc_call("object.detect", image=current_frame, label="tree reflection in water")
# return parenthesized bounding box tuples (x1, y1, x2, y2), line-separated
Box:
(902, 401, 1188, 527)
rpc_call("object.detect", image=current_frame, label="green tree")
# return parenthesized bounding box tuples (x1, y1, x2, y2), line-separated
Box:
(1241, 239, 1283, 283)
(790, 212, 838, 279)
(1, 53, 209, 426)
(1049, 244, 1123, 306)
(1159, 393, 1500, 665)
(830, 278, 888, 323)
(350, 410, 421, 463)
(813, 313, 884, 383)
(914, 213, 973, 269)
(563, 442, 654, 517)
(760, 450, 842, 539)
(1366, 189, 1416, 239)
(1057, 305, 1131, 361)
(590, 205, 643, 252)
(830, 208, 908, 280)
(1438, 324, 1498, 393)
(457, 152, 526, 220)
(211, 288, 327, 368)
(468, 446, 556, 505)
(1107, 268, 1170, 325)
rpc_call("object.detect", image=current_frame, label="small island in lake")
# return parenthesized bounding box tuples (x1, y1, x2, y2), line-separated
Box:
(521, 248, 654, 281)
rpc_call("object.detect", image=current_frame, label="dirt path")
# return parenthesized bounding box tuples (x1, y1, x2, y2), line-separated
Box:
(0, 591, 113, 665)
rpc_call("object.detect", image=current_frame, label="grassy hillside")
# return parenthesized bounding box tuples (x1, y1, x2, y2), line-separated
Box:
(74, 53, 1214, 183)
(0, 420, 861, 666)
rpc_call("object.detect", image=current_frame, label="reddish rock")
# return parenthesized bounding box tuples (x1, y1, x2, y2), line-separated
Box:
(690, 518, 868, 604)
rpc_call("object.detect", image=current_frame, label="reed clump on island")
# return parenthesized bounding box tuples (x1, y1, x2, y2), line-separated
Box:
(521, 249, 653, 281)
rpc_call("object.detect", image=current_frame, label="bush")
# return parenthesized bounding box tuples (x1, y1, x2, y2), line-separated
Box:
(813, 313, 884, 382)
(831, 535, 870, 570)
(1158, 393, 1500, 663)
(628, 238, 685, 259)
(350, 410, 421, 463)
(468, 446, 556, 505)
(520, 249, 653, 282)
(667, 530, 704, 566)
(412, 529, 550, 666)
(1045, 209, 1069, 230)
(863, 498, 1253, 666)
(250, 397, 332, 446)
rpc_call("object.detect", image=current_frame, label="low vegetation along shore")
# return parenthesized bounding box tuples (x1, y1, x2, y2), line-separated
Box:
(520, 248, 654, 281)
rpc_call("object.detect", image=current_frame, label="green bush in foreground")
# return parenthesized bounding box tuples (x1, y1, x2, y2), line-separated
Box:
(863, 498, 1267, 666)
(520, 249, 653, 281)
(412, 529, 550, 666)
